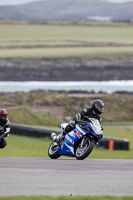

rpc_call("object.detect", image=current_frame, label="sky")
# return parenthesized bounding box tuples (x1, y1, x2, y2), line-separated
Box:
(0, 0, 133, 5)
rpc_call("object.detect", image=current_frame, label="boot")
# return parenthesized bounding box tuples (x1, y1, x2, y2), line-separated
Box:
(51, 132, 57, 141)
(57, 130, 66, 141)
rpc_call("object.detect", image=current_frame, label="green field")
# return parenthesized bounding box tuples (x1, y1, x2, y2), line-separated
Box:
(1, 46, 133, 58)
(0, 128, 133, 159)
(0, 21, 133, 58)
(1, 23, 133, 43)
(0, 196, 133, 200)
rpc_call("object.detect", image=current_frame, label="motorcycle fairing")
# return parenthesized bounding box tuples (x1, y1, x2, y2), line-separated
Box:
(82, 119, 103, 139)
(58, 124, 86, 156)
(61, 123, 68, 131)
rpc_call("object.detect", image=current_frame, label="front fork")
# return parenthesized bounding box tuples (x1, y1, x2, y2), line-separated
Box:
(81, 136, 97, 147)
(80, 136, 89, 147)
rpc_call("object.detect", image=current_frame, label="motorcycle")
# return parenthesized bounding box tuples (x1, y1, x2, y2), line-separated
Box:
(48, 118, 103, 160)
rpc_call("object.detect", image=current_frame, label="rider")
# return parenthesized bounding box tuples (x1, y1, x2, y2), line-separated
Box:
(0, 109, 10, 149)
(52, 99, 104, 142)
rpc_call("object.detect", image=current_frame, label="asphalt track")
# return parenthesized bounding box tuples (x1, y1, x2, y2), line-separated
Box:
(0, 157, 133, 197)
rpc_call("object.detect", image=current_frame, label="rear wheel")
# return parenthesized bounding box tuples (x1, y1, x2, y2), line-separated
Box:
(75, 139, 94, 160)
(48, 142, 61, 159)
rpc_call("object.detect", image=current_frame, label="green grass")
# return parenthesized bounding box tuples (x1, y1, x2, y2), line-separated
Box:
(0, 196, 133, 200)
(0, 46, 133, 58)
(0, 128, 133, 159)
(0, 135, 50, 157)
(0, 24, 133, 43)
(0, 22, 133, 58)
(4, 92, 133, 123)
(8, 107, 63, 127)
(89, 128, 133, 159)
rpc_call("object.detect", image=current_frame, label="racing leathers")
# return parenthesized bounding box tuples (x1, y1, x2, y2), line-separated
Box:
(0, 118, 10, 148)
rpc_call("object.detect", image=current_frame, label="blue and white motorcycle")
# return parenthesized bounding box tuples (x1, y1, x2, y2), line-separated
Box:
(48, 118, 103, 160)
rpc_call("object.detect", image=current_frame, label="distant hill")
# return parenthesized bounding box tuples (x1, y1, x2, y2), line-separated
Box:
(0, 0, 133, 20)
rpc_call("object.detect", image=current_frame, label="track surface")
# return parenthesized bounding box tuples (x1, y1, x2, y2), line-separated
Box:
(0, 157, 133, 196)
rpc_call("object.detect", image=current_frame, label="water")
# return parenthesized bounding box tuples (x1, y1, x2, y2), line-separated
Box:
(0, 80, 133, 93)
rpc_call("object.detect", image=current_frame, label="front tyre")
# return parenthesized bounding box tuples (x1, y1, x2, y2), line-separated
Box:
(75, 139, 94, 160)
(48, 142, 61, 159)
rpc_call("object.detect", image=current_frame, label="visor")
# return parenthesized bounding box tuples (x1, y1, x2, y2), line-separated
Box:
(96, 105, 104, 112)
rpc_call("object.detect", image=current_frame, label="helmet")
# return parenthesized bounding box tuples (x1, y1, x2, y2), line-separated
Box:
(0, 109, 8, 121)
(92, 99, 104, 115)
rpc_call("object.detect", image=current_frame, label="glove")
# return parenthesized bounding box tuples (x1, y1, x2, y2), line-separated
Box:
(75, 113, 81, 124)
(83, 116, 91, 122)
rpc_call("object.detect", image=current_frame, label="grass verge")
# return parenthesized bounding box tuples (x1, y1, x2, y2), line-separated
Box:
(0, 196, 133, 200)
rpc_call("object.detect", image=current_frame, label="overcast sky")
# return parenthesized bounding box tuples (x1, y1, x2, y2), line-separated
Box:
(0, 0, 133, 5)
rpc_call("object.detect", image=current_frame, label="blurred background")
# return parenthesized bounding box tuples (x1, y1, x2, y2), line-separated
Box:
(0, 0, 133, 158)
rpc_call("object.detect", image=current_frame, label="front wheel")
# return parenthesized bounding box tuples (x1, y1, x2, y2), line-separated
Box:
(48, 142, 61, 159)
(75, 139, 94, 160)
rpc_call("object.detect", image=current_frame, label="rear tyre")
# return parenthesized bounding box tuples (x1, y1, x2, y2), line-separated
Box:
(75, 139, 94, 160)
(48, 142, 61, 159)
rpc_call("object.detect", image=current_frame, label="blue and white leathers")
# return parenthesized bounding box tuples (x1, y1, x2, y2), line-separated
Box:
(57, 118, 103, 157)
